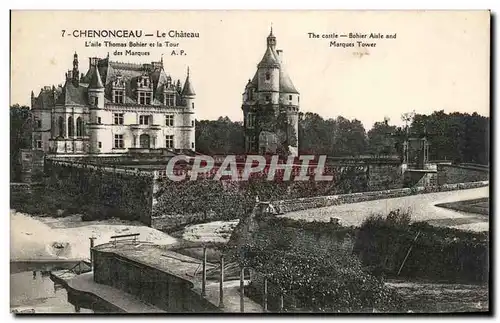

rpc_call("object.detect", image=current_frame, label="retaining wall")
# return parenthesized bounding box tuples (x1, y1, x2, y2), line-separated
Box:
(44, 158, 155, 225)
(437, 164, 489, 185)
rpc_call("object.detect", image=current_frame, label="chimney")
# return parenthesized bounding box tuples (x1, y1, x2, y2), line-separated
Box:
(89, 57, 99, 68)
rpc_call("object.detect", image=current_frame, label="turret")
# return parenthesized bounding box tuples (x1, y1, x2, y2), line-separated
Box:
(181, 67, 196, 104)
(257, 27, 280, 103)
(181, 67, 196, 151)
(87, 58, 104, 109)
(72, 52, 79, 87)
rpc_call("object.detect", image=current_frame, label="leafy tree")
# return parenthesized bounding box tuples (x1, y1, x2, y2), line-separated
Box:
(195, 117, 245, 155)
(10, 104, 32, 181)
(367, 117, 397, 156)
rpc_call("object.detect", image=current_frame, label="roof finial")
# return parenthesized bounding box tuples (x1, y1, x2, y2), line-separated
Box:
(161, 53, 164, 66)
(187, 66, 190, 77)
(107, 52, 110, 59)
(270, 23, 273, 35)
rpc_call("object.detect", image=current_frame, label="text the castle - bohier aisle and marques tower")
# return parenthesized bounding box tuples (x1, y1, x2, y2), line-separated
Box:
(31, 53, 196, 155)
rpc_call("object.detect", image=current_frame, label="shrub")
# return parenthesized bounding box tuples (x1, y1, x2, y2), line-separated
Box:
(354, 209, 489, 283)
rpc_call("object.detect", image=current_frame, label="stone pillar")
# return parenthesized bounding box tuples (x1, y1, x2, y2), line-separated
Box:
(89, 237, 96, 270)
(133, 135, 138, 148)
(240, 267, 245, 313)
(202, 247, 207, 296)
(263, 276, 268, 312)
(219, 255, 225, 309)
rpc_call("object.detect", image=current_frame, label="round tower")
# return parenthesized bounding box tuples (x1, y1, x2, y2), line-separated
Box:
(87, 61, 105, 153)
(181, 67, 196, 151)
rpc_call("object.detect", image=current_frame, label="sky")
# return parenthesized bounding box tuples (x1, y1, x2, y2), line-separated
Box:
(10, 10, 490, 129)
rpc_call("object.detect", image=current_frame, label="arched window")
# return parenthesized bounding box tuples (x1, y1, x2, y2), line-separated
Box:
(68, 116, 74, 137)
(58, 116, 64, 137)
(76, 117, 84, 136)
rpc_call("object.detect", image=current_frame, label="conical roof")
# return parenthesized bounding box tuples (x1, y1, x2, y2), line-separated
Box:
(181, 68, 195, 96)
(257, 46, 279, 68)
(88, 66, 104, 89)
(279, 67, 299, 94)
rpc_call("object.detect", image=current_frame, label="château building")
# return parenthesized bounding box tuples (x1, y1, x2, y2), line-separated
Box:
(241, 28, 300, 154)
(31, 53, 196, 155)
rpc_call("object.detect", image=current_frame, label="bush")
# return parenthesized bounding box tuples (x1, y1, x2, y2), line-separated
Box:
(241, 246, 405, 312)
(354, 209, 489, 283)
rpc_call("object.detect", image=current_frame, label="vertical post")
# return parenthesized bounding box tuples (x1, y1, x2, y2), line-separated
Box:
(89, 237, 95, 269)
(279, 294, 284, 312)
(219, 254, 225, 309)
(202, 246, 207, 297)
(263, 276, 268, 312)
(240, 267, 245, 313)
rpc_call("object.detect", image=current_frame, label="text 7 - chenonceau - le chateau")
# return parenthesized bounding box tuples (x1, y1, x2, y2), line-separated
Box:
(30, 53, 196, 155)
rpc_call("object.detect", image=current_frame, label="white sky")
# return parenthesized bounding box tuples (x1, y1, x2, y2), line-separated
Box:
(11, 10, 490, 129)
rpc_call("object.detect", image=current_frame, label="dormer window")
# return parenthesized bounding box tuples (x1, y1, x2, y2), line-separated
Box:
(113, 90, 124, 104)
(138, 75, 151, 88)
(138, 92, 152, 105)
(165, 94, 175, 106)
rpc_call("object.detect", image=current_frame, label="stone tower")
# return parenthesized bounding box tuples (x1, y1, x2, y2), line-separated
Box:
(181, 67, 196, 151)
(241, 27, 300, 155)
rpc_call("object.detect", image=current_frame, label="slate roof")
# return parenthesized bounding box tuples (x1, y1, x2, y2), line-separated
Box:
(249, 44, 299, 94)
(181, 73, 195, 96)
(29, 57, 189, 108)
(55, 81, 89, 106)
(88, 66, 104, 89)
(257, 46, 279, 68)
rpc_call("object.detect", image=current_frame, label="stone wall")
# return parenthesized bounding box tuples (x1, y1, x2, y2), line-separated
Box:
(277, 180, 488, 214)
(367, 164, 404, 190)
(437, 164, 489, 185)
(92, 248, 219, 312)
(44, 158, 155, 225)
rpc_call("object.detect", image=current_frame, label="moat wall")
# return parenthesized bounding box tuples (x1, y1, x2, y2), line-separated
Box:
(44, 158, 155, 225)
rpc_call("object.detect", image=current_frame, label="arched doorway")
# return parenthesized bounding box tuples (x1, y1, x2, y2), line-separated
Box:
(139, 134, 150, 148)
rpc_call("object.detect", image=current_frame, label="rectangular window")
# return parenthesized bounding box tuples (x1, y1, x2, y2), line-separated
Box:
(36, 120, 42, 128)
(289, 95, 292, 100)
(97, 117, 102, 124)
(138, 92, 152, 105)
(114, 134, 124, 149)
(139, 115, 150, 125)
(165, 135, 174, 149)
(166, 94, 175, 106)
(247, 113, 255, 128)
(98, 142, 102, 148)
(191, 120, 195, 127)
(114, 113, 124, 125)
(165, 114, 174, 127)
(36, 140, 42, 149)
(191, 142, 195, 149)
(266, 95, 271, 102)
(113, 90, 124, 104)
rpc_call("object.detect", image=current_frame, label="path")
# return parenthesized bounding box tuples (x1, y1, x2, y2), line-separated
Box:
(281, 187, 489, 231)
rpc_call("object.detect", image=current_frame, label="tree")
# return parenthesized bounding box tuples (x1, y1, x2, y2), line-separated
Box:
(367, 118, 397, 156)
(10, 104, 32, 181)
(195, 117, 245, 155)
